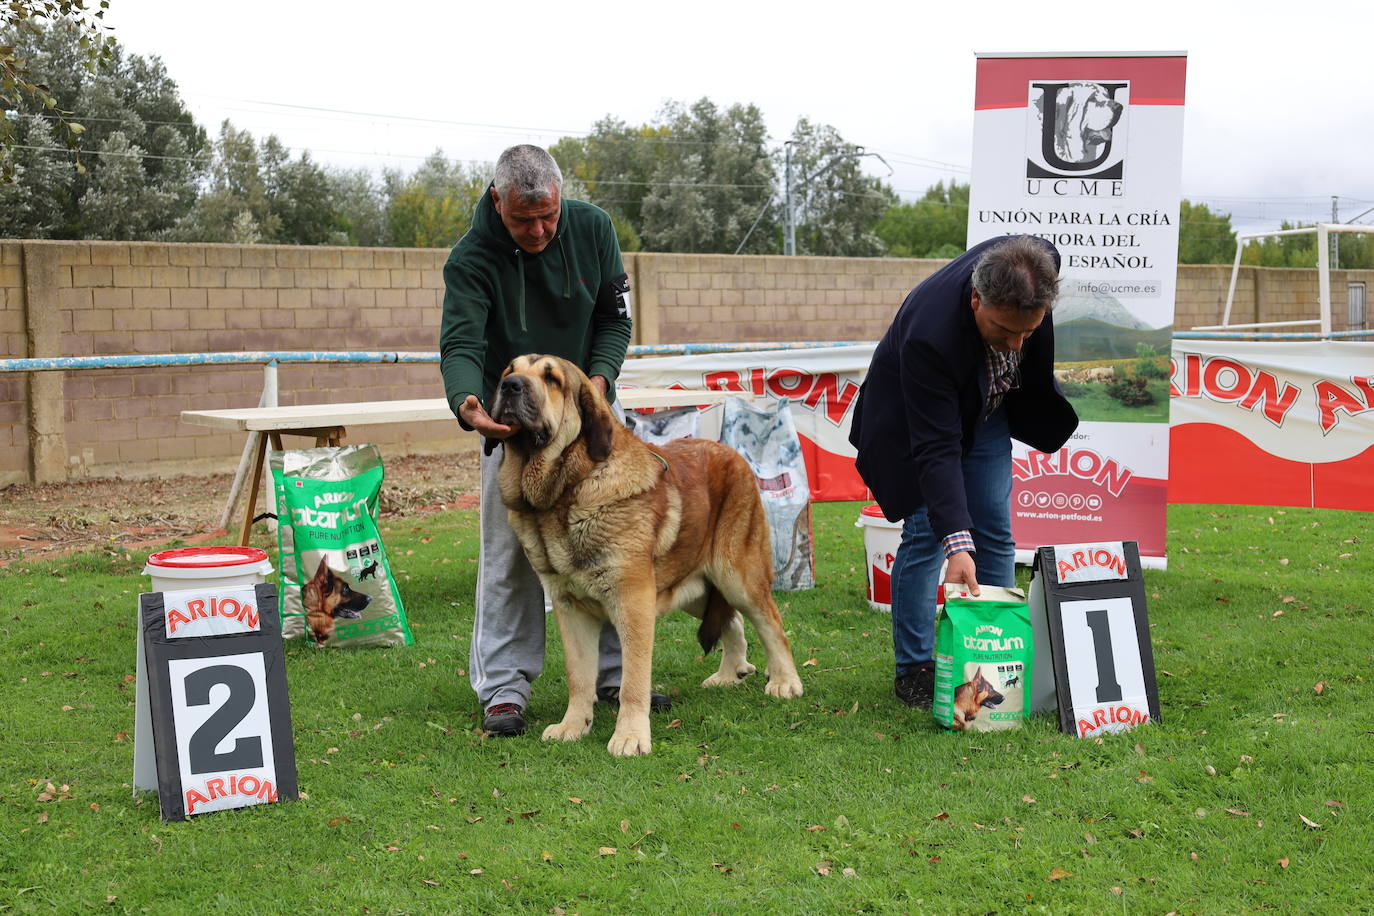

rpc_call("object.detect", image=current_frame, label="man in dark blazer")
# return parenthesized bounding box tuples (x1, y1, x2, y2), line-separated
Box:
(849, 235, 1078, 708)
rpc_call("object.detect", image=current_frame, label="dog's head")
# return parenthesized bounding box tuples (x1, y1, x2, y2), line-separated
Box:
(302, 558, 371, 645)
(489, 354, 615, 463)
(969, 668, 1005, 710)
(1051, 82, 1123, 163)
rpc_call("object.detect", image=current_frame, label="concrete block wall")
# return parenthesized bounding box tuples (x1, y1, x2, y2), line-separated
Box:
(629, 252, 943, 344)
(2, 238, 1371, 485)
(1, 240, 467, 486)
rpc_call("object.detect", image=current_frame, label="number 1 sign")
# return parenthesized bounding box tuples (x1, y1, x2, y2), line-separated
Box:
(1028, 541, 1161, 738)
(133, 583, 297, 821)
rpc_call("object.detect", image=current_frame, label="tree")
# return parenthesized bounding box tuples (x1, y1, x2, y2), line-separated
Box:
(0, 114, 72, 236)
(1177, 199, 1237, 264)
(1, 20, 206, 237)
(1, 1, 115, 181)
(382, 151, 488, 248)
(1240, 220, 1316, 268)
(874, 180, 968, 258)
(638, 98, 777, 254)
(781, 118, 892, 257)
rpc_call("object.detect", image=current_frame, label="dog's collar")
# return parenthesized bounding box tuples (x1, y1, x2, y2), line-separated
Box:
(650, 450, 669, 472)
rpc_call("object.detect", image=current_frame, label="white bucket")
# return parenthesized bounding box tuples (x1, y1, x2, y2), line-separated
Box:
(855, 505, 902, 612)
(143, 546, 274, 594)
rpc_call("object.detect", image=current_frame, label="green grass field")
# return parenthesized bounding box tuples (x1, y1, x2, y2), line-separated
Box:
(1, 501, 1370, 914)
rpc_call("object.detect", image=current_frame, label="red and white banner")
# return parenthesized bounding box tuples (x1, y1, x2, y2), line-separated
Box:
(966, 52, 1188, 564)
(617, 345, 873, 502)
(1169, 340, 1374, 510)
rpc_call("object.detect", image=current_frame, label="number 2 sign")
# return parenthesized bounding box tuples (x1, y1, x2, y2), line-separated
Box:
(133, 583, 297, 821)
(1028, 541, 1161, 738)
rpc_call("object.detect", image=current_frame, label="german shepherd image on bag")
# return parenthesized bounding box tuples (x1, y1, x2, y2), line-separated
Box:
(301, 558, 371, 646)
(934, 585, 1032, 732)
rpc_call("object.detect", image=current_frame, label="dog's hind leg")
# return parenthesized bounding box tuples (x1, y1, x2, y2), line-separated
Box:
(701, 610, 756, 688)
(541, 601, 599, 744)
(715, 572, 803, 700)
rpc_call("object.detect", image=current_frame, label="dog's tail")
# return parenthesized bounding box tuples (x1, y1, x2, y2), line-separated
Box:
(696, 582, 735, 654)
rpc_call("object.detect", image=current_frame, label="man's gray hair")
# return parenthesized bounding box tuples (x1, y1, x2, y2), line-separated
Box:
(971, 236, 1060, 312)
(493, 145, 563, 203)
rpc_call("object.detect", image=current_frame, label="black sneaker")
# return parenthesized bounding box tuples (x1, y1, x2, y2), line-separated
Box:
(596, 685, 673, 713)
(482, 702, 527, 736)
(894, 667, 935, 709)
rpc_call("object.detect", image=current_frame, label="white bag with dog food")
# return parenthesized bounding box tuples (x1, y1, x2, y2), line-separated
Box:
(719, 396, 815, 591)
(270, 445, 413, 648)
(933, 584, 1032, 731)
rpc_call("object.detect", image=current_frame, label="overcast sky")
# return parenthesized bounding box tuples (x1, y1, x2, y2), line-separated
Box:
(104, 0, 1373, 238)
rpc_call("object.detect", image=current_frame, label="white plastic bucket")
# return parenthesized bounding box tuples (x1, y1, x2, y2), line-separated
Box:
(143, 546, 274, 594)
(855, 505, 902, 612)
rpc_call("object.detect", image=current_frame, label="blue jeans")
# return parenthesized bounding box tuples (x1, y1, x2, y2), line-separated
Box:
(890, 406, 1015, 677)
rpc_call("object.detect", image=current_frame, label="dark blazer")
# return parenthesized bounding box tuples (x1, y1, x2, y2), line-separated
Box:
(849, 236, 1078, 534)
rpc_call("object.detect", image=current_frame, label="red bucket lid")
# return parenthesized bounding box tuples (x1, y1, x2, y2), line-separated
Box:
(145, 546, 269, 569)
(860, 504, 887, 519)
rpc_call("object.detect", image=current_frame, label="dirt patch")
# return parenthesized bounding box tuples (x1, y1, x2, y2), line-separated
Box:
(0, 450, 481, 565)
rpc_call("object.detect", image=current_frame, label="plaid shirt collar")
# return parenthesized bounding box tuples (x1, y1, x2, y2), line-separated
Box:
(984, 346, 1022, 415)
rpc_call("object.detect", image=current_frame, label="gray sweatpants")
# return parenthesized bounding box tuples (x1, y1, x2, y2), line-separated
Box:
(468, 443, 622, 710)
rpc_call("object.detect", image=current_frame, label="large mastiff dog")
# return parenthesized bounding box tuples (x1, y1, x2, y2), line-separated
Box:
(490, 354, 804, 756)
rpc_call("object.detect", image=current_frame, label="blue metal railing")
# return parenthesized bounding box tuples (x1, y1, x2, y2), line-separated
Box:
(0, 342, 869, 373)
(1, 332, 1371, 374)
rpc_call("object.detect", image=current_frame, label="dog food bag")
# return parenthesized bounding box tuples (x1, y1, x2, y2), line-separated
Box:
(623, 404, 701, 446)
(270, 444, 413, 648)
(933, 585, 1032, 732)
(719, 396, 814, 591)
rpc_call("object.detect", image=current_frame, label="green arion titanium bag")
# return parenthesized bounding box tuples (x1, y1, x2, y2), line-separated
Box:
(270, 445, 412, 648)
(933, 585, 1032, 732)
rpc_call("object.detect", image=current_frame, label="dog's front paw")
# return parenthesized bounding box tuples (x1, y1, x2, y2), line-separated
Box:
(765, 675, 804, 699)
(541, 718, 592, 743)
(701, 661, 756, 688)
(607, 728, 652, 757)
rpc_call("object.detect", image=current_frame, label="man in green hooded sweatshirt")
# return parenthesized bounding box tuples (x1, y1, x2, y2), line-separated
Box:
(439, 145, 668, 737)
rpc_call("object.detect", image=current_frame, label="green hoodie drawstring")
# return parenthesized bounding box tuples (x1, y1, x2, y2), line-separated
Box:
(516, 251, 527, 331)
(513, 229, 570, 332)
(558, 234, 570, 299)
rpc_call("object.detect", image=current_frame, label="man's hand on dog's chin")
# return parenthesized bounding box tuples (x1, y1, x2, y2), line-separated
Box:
(944, 551, 981, 597)
(459, 394, 518, 439)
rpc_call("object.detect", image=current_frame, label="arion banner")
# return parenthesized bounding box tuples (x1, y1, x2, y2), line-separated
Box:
(966, 51, 1189, 564)
(1168, 340, 1374, 510)
(617, 344, 874, 502)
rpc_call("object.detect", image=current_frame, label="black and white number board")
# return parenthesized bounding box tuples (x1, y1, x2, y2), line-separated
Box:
(1028, 540, 1161, 738)
(133, 583, 297, 821)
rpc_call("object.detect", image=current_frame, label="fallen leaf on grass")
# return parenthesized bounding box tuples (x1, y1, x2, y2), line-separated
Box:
(598, 847, 617, 856)
(1299, 815, 1322, 829)
(1314, 682, 1326, 694)
(1110, 886, 1123, 896)
(327, 816, 352, 827)
(802, 658, 818, 667)
(1326, 800, 1346, 809)
(805, 825, 826, 832)
(1022, 795, 1036, 804)
(931, 811, 950, 821)
(1225, 808, 1250, 817)
(841, 867, 857, 878)
(1272, 713, 1288, 720)
(567, 797, 582, 805)
(1277, 858, 1290, 868)
(421, 878, 440, 886)
(1084, 832, 1097, 844)
(541, 850, 553, 862)
(666, 719, 682, 729)
(1271, 610, 1284, 618)
(1048, 868, 1072, 881)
